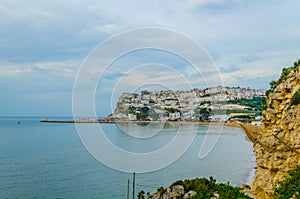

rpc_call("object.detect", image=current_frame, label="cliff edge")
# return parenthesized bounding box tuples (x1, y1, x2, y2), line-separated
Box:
(251, 61, 300, 198)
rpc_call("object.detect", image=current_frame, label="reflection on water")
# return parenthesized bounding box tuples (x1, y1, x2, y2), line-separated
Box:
(0, 118, 256, 198)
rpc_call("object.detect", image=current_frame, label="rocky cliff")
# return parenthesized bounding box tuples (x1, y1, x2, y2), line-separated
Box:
(251, 61, 300, 198)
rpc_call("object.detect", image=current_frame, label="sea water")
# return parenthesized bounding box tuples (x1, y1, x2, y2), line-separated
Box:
(0, 117, 256, 198)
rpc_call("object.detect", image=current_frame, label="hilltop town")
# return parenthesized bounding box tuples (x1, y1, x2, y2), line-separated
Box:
(108, 86, 266, 124)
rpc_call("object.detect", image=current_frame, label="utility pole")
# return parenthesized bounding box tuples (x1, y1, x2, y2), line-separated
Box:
(127, 179, 130, 199)
(132, 172, 136, 199)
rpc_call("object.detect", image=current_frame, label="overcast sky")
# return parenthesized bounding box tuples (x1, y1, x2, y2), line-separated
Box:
(1, 0, 300, 116)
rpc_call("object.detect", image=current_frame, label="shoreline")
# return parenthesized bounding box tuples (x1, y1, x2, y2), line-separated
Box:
(40, 119, 260, 142)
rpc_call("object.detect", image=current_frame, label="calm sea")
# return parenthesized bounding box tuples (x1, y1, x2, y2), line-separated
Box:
(0, 117, 256, 198)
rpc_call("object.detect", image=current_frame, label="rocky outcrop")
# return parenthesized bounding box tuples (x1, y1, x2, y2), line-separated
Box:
(251, 63, 300, 198)
(148, 185, 186, 199)
(146, 177, 251, 199)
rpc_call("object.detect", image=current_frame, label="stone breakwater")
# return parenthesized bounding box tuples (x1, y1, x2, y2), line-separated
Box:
(40, 119, 256, 130)
(251, 65, 300, 198)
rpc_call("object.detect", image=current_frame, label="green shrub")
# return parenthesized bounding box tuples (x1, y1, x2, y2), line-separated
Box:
(226, 97, 263, 111)
(262, 97, 267, 110)
(274, 165, 300, 199)
(290, 90, 300, 106)
(169, 177, 251, 199)
(268, 60, 300, 93)
(263, 59, 300, 110)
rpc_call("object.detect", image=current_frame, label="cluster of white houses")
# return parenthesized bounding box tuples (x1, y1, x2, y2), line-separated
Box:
(112, 86, 266, 122)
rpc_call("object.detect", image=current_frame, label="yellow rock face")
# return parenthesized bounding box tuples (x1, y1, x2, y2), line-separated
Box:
(251, 65, 300, 198)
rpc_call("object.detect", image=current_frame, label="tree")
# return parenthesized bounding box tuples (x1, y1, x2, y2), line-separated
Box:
(137, 190, 145, 199)
(270, 80, 279, 91)
(290, 90, 300, 106)
(137, 107, 149, 121)
(199, 108, 210, 122)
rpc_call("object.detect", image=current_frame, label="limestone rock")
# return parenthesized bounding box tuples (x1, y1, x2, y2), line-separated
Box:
(148, 185, 185, 199)
(183, 190, 197, 199)
(251, 64, 300, 198)
(239, 184, 251, 190)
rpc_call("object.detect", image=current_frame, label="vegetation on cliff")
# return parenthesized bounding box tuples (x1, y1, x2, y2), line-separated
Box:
(274, 165, 300, 199)
(264, 60, 300, 99)
(269, 60, 300, 93)
(290, 89, 300, 106)
(145, 177, 251, 199)
(263, 59, 300, 110)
